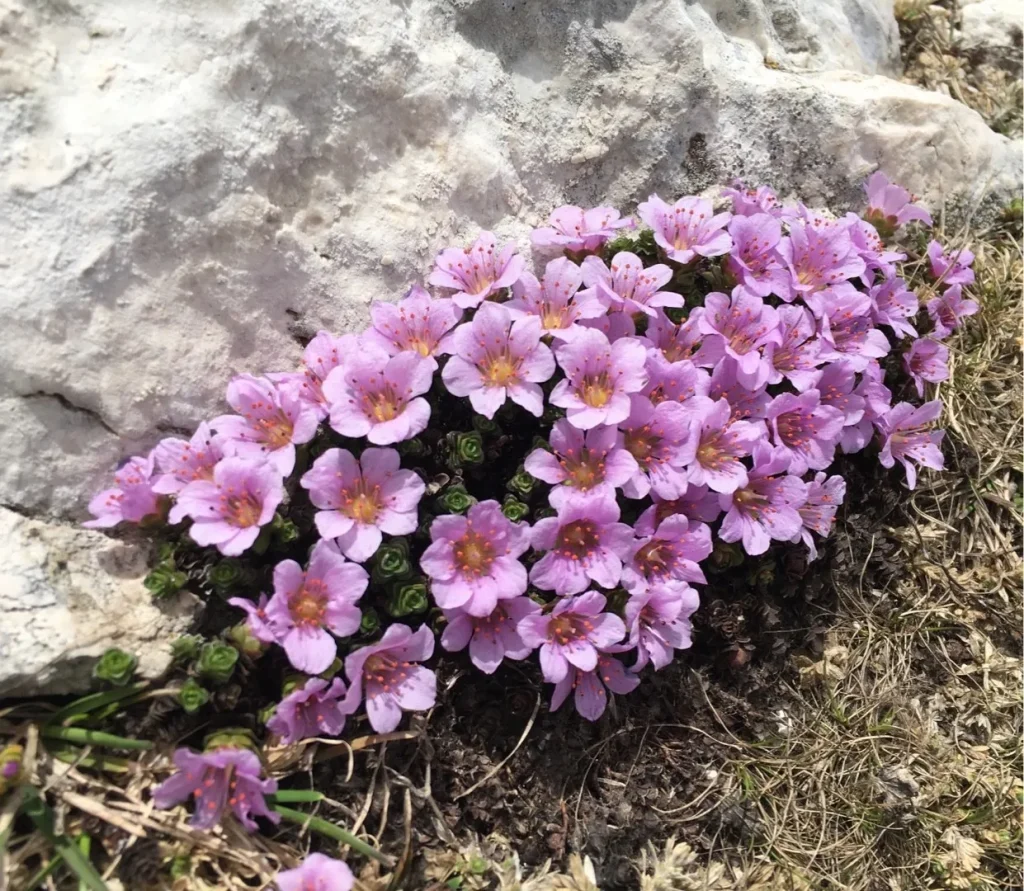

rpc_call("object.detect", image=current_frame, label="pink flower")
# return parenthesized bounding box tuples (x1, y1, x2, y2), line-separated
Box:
(264, 541, 368, 673)
(440, 597, 540, 674)
(840, 360, 893, 453)
(323, 347, 434, 444)
(227, 593, 277, 644)
(638, 194, 732, 265)
(625, 582, 699, 671)
(622, 509, 712, 589)
(507, 257, 603, 340)
(618, 395, 700, 500)
(152, 423, 225, 496)
(300, 447, 425, 562)
(524, 419, 638, 509)
(698, 287, 781, 389)
(642, 309, 723, 368)
(213, 375, 319, 477)
(266, 677, 354, 744)
(726, 213, 790, 297)
(718, 445, 808, 556)
(708, 358, 771, 424)
(926, 240, 975, 287)
(877, 400, 945, 489)
(517, 591, 626, 682)
(579, 252, 682, 316)
(529, 492, 635, 595)
(847, 216, 906, 282)
(686, 398, 762, 494)
(549, 651, 640, 721)
(420, 500, 530, 616)
(766, 390, 846, 475)
(721, 182, 782, 217)
(811, 361, 866, 428)
(641, 486, 723, 526)
(174, 457, 284, 555)
(763, 305, 823, 390)
(441, 303, 556, 418)
(531, 205, 635, 253)
(926, 284, 978, 340)
(863, 172, 932, 234)
(343, 624, 436, 733)
(276, 854, 354, 891)
(642, 353, 711, 407)
(84, 454, 161, 528)
(428, 231, 526, 308)
(151, 747, 278, 832)
(777, 221, 866, 301)
(271, 331, 358, 421)
(792, 472, 846, 561)
(550, 329, 648, 429)
(904, 338, 949, 397)
(869, 278, 919, 340)
(363, 284, 462, 360)
(816, 289, 891, 372)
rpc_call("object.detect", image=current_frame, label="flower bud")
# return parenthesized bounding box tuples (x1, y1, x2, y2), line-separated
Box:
(228, 622, 266, 659)
(271, 514, 300, 545)
(178, 678, 210, 714)
(197, 642, 239, 686)
(93, 648, 138, 686)
(0, 744, 23, 796)
(501, 496, 530, 523)
(710, 540, 745, 570)
(202, 727, 255, 753)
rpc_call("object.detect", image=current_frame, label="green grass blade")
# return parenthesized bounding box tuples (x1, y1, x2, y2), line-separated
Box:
(269, 803, 392, 866)
(41, 727, 153, 751)
(48, 683, 149, 726)
(265, 790, 324, 804)
(21, 789, 108, 891)
(77, 834, 92, 891)
(50, 747, 131, 773)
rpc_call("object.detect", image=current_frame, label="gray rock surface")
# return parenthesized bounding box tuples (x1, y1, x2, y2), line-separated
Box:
(0, 507, 198, 696)
(960, 0, 1022, 60)
(0, 0, 1019, 694)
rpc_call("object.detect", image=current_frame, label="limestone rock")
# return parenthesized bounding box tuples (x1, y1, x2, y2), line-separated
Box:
(960, 0, 1023, 59)
(0, 507, 198, 696)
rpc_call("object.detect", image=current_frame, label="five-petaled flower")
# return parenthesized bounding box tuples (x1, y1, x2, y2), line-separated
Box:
(364, 284, 462, 361)
(638, 194, 732, 265)
(276, 854, 354, 891)
(440, 597, 540, 674)
(151, 747, 279, 832)
(343, 624, 436, 733)
(429, 231, 526, 308)
(85, 454, 162, 528)
(529, 491, 635, 595)
(420, 500, 531, 616)
(442, 302, 556, 418)
(173, 457, 284, 555)
(549, 651, 640, 721)
(263, 541, 367, 673)
(580, 251, 682, 317)
(517, 591, 627, 683)
(300, 447, 425, 562)
(531, 204, 635, 253)
(507, 257, 603, 340)
(624, 582, 699, 671)
(323, 346, 434, 444)
(266, 677, 355, 745)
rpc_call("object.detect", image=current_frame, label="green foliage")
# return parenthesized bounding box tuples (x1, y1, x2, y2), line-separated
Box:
(501, 495, 530, 522)
(228, 621, 266, 658)
(507, 466, 537, 499)
(208, 559, 243, 591)
(178, 678, 210, 714)
(359, 607, 381, 636)
(197, 642, 238, 685)
(439, 483, 475, 514)
(385, 580, 430, 618)
(143, 565, 187, 599)
(92, 648, 137, 687)
(170, 634, 203, 664)
(372, 538, 413, 584)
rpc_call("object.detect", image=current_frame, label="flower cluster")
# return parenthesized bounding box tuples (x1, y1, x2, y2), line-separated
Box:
(87, 172, 958, 757)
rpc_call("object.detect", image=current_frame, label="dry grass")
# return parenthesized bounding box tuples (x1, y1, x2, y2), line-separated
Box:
(895, 0, 1023, 137)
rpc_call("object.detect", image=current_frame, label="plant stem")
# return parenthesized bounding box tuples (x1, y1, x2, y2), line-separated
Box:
(41, 727, 153, 751)
(269, 804, 392, 867)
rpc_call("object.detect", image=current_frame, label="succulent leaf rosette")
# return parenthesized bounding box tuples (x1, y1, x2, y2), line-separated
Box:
(87, 174, 958, 743)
